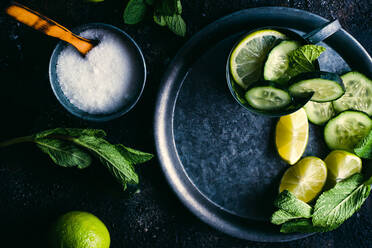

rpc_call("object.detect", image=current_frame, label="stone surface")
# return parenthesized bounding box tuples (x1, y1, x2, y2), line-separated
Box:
(0, 0, 371, 247)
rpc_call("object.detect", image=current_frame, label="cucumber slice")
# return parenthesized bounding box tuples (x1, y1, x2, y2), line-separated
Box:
(333, 71, 372, 115)
(304, 101, 335, 125)
(263, 40, 301, 84)
(324, 111, 372, 152)
(245, 84, 291, 111)
(288, 72, 345, 102)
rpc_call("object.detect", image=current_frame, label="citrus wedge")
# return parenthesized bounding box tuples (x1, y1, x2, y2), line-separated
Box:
(324, 150, 362, 186)
(276, 108, 309, 165)
(230, 29, 287, 89)
(279, 156, 327, 202)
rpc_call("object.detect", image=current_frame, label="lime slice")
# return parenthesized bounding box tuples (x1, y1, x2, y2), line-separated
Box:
(324, 150, 362, 186)
(230, 29, 287, 89)
(276, 108, 309, 165)
(50, 211, 110, 248)
(279, 156, 327, 202)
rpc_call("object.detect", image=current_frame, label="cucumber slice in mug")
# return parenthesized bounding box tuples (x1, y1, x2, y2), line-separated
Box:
(304, 101, 335, 125)
(333, 71, 372, 115)
(324, 111, 372, 152)
(263, 40, 301, 84)
(288, 72, 345, 102)
(245, 83, 292, 111)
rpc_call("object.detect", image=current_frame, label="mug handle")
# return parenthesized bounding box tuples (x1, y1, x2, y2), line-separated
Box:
(303, 19, 341, 44)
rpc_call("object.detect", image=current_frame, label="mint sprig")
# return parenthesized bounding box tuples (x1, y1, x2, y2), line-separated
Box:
(271, 191, 312, 225)
(0, 128, 153, 190)
(271, 174, 371, 233)
(354, 129, 372, 159)
(123, 0, 148, 25)
(123, 0, 186, 36)
(280, 219, 328, 233)
(287, 45, 326, 78)
(312, 174, 370, 230)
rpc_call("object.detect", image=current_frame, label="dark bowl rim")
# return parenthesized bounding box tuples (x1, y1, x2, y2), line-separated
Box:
(49, 22, 147, 122)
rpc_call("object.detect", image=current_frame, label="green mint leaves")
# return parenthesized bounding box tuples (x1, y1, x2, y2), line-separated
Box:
(271, 210, 303, 225)
(0, 128, 153, 190)
(274, 190, 312, 217)
(271, 191, 313, 225)
(354, 129, 372, 159)
(162, 14, 186, 37)
(123, 0, 186, 36)
(280, 219, 326, 233)
(271, 174, 371, 233)
(123, 0, 148, 25)
(287, 45, 326, 78)
(365, 176, 372, 186)
(312, 174, 370, 230)
(35, 138, 92, 169)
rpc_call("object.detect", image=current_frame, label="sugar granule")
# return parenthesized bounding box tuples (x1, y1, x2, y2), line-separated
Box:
(56, 28, 133, 114)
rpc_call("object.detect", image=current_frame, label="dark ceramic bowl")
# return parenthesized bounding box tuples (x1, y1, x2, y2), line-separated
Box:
(49, 23, 146, 122)
(226, 21, 341, 117)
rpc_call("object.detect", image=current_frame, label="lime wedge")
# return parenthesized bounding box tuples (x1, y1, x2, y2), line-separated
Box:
(230, 29, 287, 89)
(324, 150, 362, 186)
(276, 108, 309, 165)
(279, 156, 327, 202)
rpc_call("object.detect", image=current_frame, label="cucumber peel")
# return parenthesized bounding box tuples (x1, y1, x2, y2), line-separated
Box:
(289, 72, 345, 102)
(354, 129, 372, 159)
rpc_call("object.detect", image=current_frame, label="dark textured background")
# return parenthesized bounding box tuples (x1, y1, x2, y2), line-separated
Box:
(0, 0, 371, 247)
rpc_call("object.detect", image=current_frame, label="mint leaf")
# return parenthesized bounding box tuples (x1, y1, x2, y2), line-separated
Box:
(71, 136, 140, 188)
(35, 128, 106, 139)
(115, 144, 153, 164)
(364, 176, 372, 185)
(35, 138, 92, 169)
(354, 129, 372, 159)
(153, 0, 186, 36)
(280, 219, 327, 233)
(271, 210, 303, 225)
(1, 128, 153, 190)
(176, 0, 182, 14)
(124, 0, 147, 25)
(154, 14, 166, 26)
(312, 174, 371, 230)
(164, 14, 186, 37)
(275, 190, 312, 218)
(287, 45, 326, 77)
(37, 128, 153, 189)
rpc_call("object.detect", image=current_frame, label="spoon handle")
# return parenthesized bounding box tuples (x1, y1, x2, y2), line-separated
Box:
(6, 2, 95, 55)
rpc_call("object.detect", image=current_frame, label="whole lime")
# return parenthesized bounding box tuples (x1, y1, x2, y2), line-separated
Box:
(50, 211, 110, 248)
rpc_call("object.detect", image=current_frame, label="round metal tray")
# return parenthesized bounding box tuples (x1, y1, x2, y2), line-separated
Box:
(154, 7, 372, 242)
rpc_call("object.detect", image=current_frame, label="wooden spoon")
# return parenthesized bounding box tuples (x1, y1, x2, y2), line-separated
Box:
(5, 2, 96, 55)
